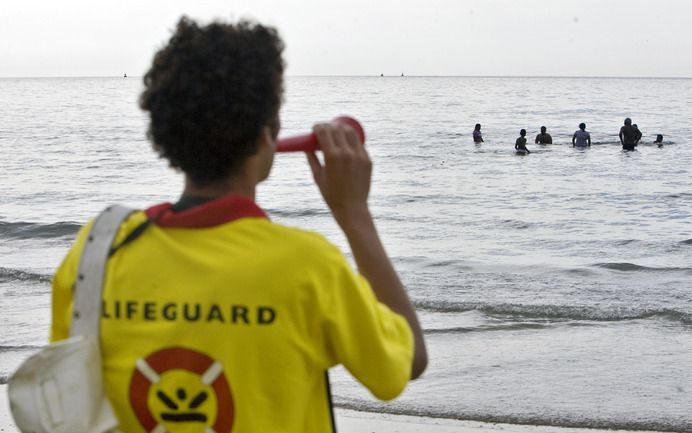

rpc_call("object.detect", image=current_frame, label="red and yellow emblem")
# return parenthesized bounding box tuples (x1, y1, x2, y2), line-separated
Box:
(129, 347, 234, 433)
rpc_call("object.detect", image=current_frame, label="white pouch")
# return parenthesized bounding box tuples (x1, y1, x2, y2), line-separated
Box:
(8, 336, 116, 433)
(8, 205, 135, 433)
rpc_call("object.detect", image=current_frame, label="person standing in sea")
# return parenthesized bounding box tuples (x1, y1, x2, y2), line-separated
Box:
(473, 123, 484, 143)
(515, 129, 530, 154)
(619, 117, 641, 151)
(49, 16, 427, 433)
(572, 123, 591, 147)
(535, 126, 553, 144)
(633, 124, 642, 147)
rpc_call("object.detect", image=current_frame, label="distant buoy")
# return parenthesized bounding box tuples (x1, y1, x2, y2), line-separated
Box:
(124, 73, 127, 78)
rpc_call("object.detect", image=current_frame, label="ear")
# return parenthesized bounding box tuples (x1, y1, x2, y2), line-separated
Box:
(250, 126, 276, 183)
(256, 126, 276, 154)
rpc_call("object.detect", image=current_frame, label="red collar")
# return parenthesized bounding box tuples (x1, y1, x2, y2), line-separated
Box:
(145, 195, 268, 228)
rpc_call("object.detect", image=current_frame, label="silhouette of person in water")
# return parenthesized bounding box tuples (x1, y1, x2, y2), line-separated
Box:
(515, 129, 530, 154)
(619, 118, 641, 151)
(572, 123, 591, 147)
(535, 126, 553, 144)
(633, 124, 642, 146)
(654, 134, 664, 147)
(473, 123, 484, 143)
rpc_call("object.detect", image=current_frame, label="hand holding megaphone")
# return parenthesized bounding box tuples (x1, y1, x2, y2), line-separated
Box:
(276, 116, 365, 152)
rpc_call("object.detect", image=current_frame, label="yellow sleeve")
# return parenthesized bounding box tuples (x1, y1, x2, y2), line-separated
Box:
(50, 221, 93, 342)
(322, 258, 414, 401)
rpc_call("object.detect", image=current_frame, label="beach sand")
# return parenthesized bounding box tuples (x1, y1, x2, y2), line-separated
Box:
(1, 385, 660, 433)
(334, 409, 662, 433)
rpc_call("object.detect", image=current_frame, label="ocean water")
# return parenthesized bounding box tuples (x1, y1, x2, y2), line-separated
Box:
(1, 76, 691, 432)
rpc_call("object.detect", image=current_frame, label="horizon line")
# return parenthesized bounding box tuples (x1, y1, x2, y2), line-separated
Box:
(1, 74, 691, 80)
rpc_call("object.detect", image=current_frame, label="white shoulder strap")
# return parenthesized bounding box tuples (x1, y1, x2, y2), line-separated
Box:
(70, 205, 136, 337)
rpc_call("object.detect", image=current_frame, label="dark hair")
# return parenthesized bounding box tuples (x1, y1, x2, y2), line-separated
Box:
(140, 16, 285, 185)
(475, 123, 481, 130)
(520, 129, 526, 136)
(540, 126, 546, 131)
(579, 123, 586, 130)
(656, 134, 664, 142)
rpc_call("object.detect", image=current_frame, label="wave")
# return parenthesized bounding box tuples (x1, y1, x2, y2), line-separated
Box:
(501, 219, 532, 229)
(666, 192, 692, 199)
(433, 131, 464, 138)
(414, 300, 692, 324)
(639, 141, 676, 146)
(334, 399, 691, 433)
(590, 140, 622, 145)
(0, 220, 81, 240)
(0, 267, 52, 284)
(266, 208, 331, 218)
(592, 262, 692, 273)
(421, 259, 473, 270)
(0, 345, 43, 352)
(562, 267, 596, 276)
(425, 322, 551, 334)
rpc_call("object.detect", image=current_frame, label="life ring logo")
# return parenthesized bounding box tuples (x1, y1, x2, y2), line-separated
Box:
(129, 347, 234, 433)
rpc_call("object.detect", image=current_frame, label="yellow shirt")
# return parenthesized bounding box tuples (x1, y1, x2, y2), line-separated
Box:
(51, 195, 413, 433)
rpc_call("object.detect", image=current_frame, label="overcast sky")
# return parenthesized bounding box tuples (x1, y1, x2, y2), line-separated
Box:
(1, 0, 691, 78)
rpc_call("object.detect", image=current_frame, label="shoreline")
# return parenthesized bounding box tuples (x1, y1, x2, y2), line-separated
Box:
(0, 385, 662, 433)
(335, 409, 664, 433)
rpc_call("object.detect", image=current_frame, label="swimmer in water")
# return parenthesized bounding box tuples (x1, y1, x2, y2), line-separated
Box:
(619, 118, 641, 151)
(473, 123, 484, 143)
(572, 123, 591, 147)
(654, 134, 664, 147)
(515, 129, 530, 154)
(535, 126, 553, 144)
(633, 124, 642, 146)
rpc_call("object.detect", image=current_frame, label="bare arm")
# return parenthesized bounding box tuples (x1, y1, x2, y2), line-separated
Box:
(307, 123, 428, 379)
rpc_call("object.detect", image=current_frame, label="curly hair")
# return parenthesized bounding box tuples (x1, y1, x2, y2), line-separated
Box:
(140, 16, 284, 185)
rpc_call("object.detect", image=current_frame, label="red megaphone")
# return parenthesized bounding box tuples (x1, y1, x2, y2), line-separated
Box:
(276, 116, 365, 152)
